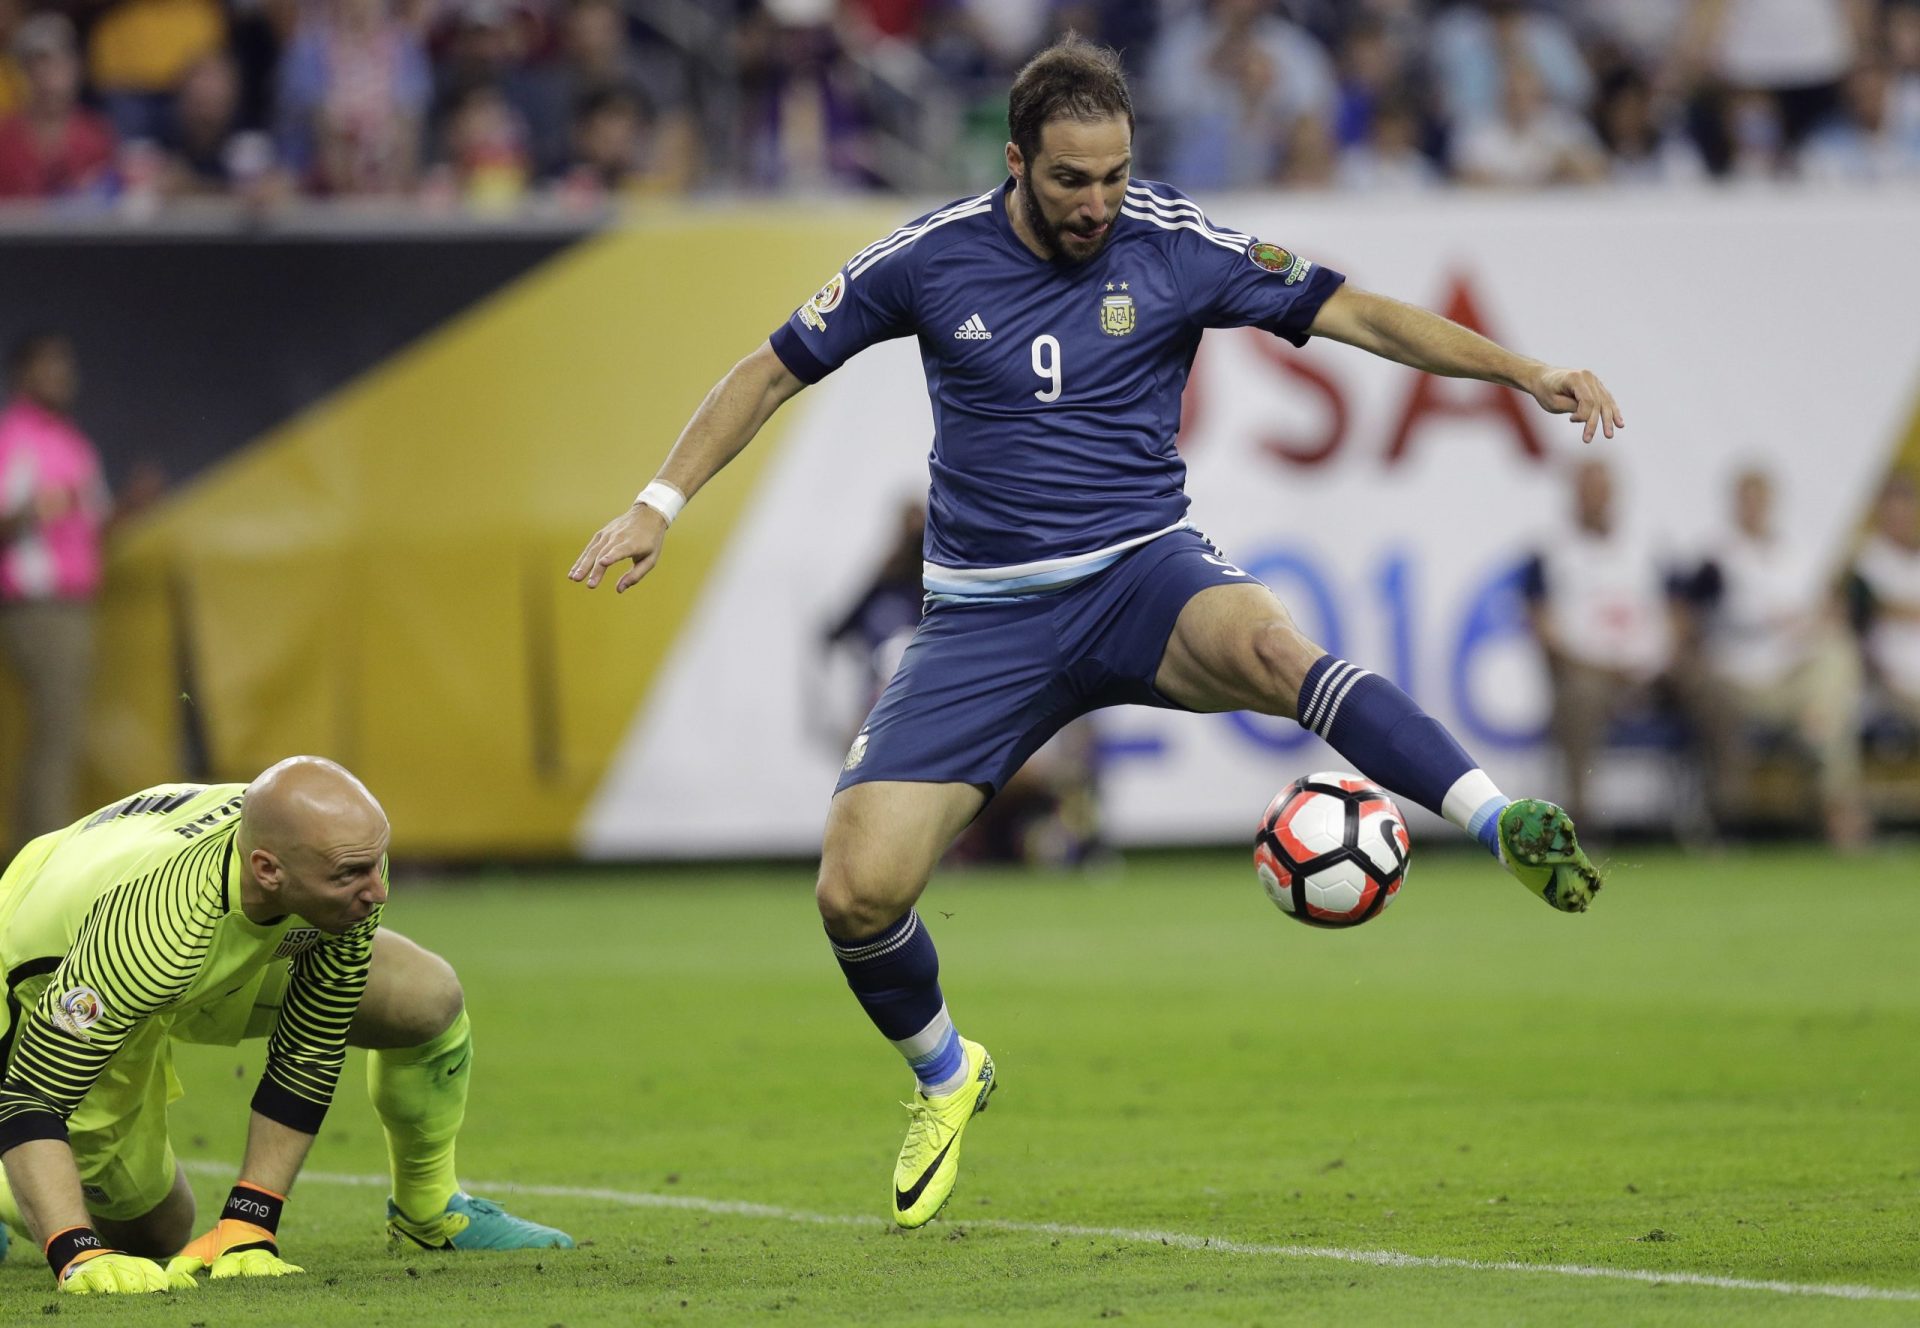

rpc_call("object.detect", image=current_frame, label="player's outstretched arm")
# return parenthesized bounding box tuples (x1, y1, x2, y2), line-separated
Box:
(1307, 285, 1624, 443)
(570, 340, 806, 594)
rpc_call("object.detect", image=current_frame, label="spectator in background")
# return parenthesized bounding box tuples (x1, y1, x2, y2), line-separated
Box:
(85, 0, 227, 142)
(277, 0, 431, 195)
(423, 80, 531, 208)
(735, 0, 878, 190)
(1521, 457, 1678, 828)
(428, 0, 539, 148)
(1595, 66, 1707, 184)
(1676, 468, 1868, 848)
(1049, 0, 1156, 79)
(1852, 470, 1920, 725)
(0, 14, 116, 200)
(556, 83, 688, 201)
(1892, 0, 1920, 120)
(824, 498, 927, 728)
(1331, 15, 1412, 153)
(229, 0, 301, 136)
(522, 0, 694, 186)
(1571, 0, 1691, 88)
(1716, 85, 1787, 177)
(1147, 0, 1337, 189)
(1801, 58, 1920, 183)
(1431, 0, 1592, 128)
(0, 0, 30, 118)
(1336, 90, 1440, 189)
(159, 50, 285, 200)
(1453, 51, 1607, 185)
(1671, 0, 1870, 174)
(0, 336, 108, 849)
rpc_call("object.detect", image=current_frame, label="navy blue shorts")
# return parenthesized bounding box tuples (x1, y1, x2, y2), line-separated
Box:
(836, 528, 1260, 796)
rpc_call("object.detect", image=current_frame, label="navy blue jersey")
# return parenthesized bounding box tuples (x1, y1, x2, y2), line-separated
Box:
(769, 178, 1344, 598)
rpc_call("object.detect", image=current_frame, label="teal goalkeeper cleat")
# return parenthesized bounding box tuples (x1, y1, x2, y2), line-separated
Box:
(1498, 799, 1603, 913)
(386, 1193, 574, 1251)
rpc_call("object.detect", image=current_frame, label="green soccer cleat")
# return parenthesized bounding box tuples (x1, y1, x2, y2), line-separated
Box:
(386, 1193, 574, 1251)
(893, 1038, 996, 1228)
(1498, 799, 1603, 913)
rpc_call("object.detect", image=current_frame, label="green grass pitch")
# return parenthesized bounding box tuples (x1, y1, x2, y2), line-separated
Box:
(4, 844, 1916, 1324)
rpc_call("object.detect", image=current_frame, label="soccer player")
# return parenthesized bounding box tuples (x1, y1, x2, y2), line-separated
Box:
(570, 36, 1622, 1229)
(0, 757, 569, 1295)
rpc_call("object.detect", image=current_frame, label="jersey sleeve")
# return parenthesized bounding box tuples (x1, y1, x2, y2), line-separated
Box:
(253, 898, 381, 1134)
(1174, 214, 1346, 346)
(0, 837, 225, 1155)
(767, 239, 918, 384)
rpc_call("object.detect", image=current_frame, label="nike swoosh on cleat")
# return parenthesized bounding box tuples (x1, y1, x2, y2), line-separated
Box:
(445, 1055, 470, 1078)
(389, 1224, 449, 1251)
(894, 1134, 958, 1212)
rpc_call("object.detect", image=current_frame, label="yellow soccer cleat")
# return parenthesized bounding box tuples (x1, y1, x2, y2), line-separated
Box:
(893, 1038, 996, 1229)
(1499, 798, 1604, 913)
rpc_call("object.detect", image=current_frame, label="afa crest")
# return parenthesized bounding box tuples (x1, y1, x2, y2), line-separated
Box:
(1100, 293, 1136, 336)
(1248, 241, 1312, 285)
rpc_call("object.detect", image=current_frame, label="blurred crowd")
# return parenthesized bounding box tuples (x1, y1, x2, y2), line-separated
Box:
(1, 0, 1919, 212)
(1523, 460, 1920, 851)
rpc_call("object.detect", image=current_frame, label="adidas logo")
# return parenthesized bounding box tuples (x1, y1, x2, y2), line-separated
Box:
(954, 314, 992, 340)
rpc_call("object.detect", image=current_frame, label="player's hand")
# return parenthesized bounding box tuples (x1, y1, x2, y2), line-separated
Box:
(168, 1184, 302, 1281)
(1527, 366, 1623, 443)
(569, 502, 669, 593)
(167, 1217, 305, 1280)
(59, 1250, 195, 1294)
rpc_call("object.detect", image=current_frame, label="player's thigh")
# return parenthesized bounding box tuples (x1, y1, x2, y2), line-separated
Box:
(817, 780, 985, 937)
(349, 929, 464, 1050)
(1153, 582, 1325, 716)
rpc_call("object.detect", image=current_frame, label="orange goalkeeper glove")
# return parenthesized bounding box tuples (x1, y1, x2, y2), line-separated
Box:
(166, 1183, 304, 1280)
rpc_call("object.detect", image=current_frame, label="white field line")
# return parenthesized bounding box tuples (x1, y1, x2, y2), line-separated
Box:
(181, 1161, 1920, 1305)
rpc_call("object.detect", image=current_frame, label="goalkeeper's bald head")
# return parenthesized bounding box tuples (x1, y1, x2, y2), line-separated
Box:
(238, 757, 390, 932)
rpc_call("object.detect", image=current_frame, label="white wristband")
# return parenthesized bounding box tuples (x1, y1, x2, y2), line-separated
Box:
(635, 480, 687, 526)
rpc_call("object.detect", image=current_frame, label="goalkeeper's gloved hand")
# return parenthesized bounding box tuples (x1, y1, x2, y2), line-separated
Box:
(47, 1227, 194, 1294)
(166, 1183, 305, 1280)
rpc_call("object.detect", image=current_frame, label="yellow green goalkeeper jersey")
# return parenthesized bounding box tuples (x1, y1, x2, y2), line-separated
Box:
(0, 783, 382, 1154)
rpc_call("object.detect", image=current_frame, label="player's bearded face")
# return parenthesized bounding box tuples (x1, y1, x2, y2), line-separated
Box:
(1017, 117, 1132, 264)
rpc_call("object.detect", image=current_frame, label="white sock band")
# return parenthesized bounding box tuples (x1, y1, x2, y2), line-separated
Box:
(1441, 768, 1505, 834)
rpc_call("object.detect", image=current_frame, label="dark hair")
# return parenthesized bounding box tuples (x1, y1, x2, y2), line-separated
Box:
(1007, 33, 1133, 165)
(574, 84, 647, 127)
(7, 330, 68, 380)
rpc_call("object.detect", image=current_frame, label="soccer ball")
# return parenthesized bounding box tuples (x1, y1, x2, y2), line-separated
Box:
(1254, 772, 1410, 928)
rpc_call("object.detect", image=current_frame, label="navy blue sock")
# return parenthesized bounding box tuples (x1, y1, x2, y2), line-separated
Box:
(829, 910, 968, 1094)
(1296, 654, 1509, 857)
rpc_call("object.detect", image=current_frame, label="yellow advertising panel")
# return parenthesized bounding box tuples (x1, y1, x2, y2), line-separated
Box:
(2, 213, 898, 855)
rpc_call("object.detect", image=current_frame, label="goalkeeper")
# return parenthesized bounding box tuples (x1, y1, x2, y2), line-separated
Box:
(0, 757, 569, 1295)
